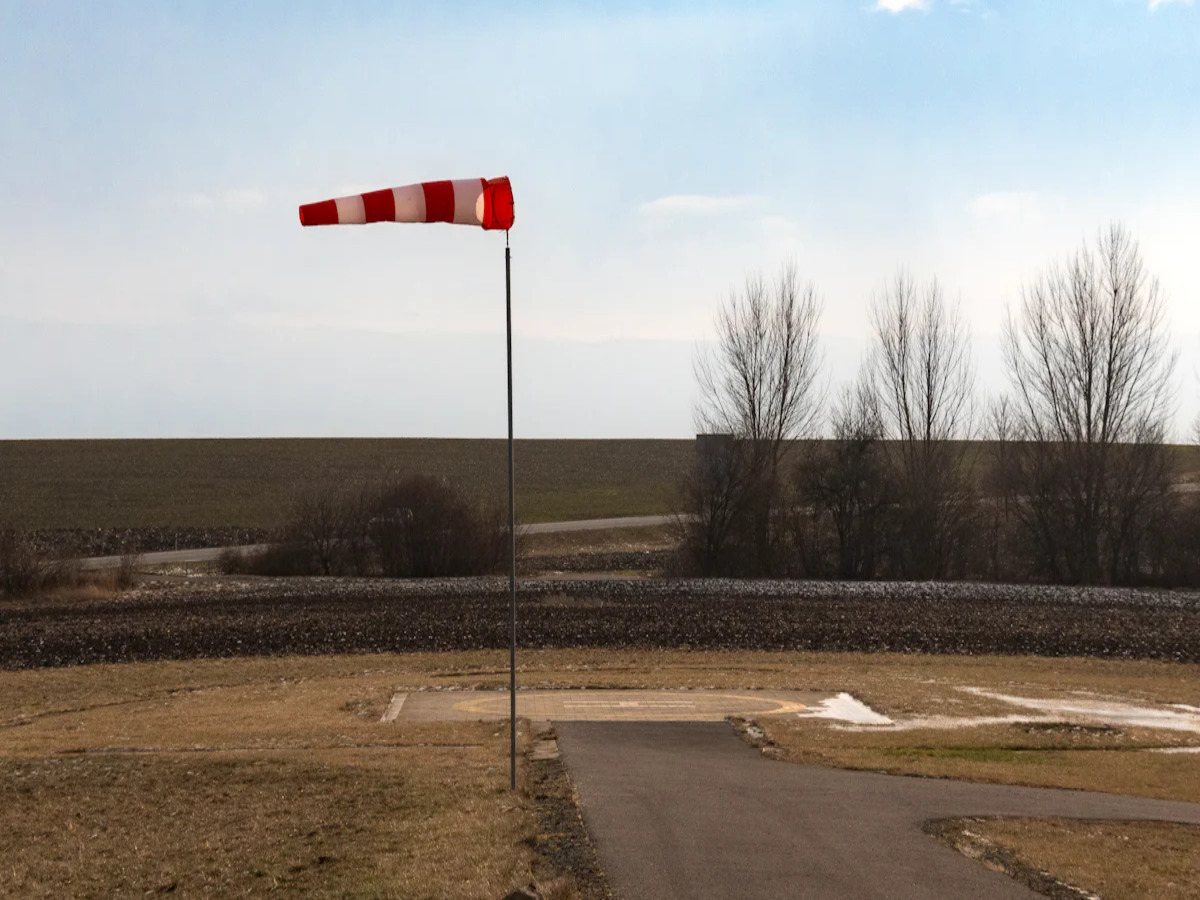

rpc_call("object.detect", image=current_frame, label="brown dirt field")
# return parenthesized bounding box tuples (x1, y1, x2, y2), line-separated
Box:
(4, 438, 1195, 533)
(0, 437, 693, 529)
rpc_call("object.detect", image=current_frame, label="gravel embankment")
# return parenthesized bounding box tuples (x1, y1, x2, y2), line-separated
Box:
(2, 577, 1199, 670)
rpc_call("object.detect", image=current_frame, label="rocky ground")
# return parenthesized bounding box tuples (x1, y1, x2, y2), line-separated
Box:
(2, 576, 1198, 669)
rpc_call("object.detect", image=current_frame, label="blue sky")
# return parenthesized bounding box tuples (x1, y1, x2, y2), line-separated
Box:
(1, 0, 1198, 437)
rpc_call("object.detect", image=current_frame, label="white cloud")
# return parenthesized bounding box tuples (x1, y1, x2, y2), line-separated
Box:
(1149, 0, 1194, 9)
(637, 194, 759, 217)
(874, 0, 930, 13)
(969, 191, 1041, 219)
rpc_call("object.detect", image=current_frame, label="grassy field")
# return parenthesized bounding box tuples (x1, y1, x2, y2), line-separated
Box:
(0, 438, 694, 529)
(2, 650, 1197, 898)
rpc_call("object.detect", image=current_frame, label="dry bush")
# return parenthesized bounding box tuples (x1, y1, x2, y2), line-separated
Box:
(0, 526, 88, 597)
(217, 542, 316, 577)
(219, 475, 509, 579)
(0, 526, 42, 596)
(370, 474, 507, 578)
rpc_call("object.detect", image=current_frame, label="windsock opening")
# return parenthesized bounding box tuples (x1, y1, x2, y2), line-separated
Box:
(481, 177, 515, 231)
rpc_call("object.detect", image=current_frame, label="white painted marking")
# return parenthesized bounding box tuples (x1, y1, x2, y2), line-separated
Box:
(380, 693, 407, 723)
(796, 693, 894, 726)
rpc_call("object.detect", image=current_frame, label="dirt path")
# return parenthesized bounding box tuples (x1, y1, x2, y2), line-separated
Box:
(556, 721, 1200, 899)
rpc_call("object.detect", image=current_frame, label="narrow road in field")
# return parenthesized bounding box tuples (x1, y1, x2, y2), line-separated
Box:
(79, 514, 675, 569)
(555, 721, 1200, 900)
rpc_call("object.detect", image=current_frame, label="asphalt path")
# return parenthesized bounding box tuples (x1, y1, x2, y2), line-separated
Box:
(556, 722, 1200, 900)
(79, 514, 675, 570)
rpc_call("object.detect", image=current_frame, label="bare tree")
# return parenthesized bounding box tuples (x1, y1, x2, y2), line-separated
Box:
(981, 395, 1022, 580)
(695, 261, 824, 470)
(685, 261, 824, 574)
(1004, 223, 1177, 584)
(795, 375, 891, 578)
(869, 272, 976, 578)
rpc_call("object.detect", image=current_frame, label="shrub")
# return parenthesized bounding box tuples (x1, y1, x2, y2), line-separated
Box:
(220, 474, 509, 579)
(370, 474, 507, 578)
(0, 526, 88, 597)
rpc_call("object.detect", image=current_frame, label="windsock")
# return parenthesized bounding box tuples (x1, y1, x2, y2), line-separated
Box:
(299, 176, 514, 231)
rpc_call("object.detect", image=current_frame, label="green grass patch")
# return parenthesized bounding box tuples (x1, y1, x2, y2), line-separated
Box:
(884, 747, 1047, 765)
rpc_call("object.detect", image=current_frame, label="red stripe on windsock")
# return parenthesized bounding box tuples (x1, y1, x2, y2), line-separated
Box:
(299, 199, 339, 226)
(422, 180, 455, 223)
(361, 188, 396, 223)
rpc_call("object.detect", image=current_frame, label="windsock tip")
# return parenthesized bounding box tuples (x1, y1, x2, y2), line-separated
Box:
(298, 199, 338, 227)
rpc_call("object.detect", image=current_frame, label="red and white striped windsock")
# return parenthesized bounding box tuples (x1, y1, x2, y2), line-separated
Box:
(299, 176, 514, 231)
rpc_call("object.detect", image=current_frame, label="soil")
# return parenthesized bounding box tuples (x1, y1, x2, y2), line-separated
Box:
(2, 577, 1199, 670)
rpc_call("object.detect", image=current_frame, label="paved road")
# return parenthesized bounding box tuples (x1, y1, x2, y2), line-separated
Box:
(556, 722, 1200, 900)
(79, 514, 675, 569)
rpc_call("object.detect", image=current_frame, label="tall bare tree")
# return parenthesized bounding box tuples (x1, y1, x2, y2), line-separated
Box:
(685, 261, 824, 574)
(1004, 223, 1177, 583)
(695, 261, 824, 471)
(869, 272, 976, 578)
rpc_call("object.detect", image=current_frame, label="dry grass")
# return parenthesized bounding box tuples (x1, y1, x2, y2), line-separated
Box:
(954, 818, 1200, 900)
(0, 655, 579, 899)
(1, 649, 1198, 896)
(0, 438, 694, 529)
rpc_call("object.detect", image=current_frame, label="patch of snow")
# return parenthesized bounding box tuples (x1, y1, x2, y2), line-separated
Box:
(847, 713, 1061, 732)
(961, 688, 1200, 734)
(797, 693, 893, 726)
(1147, 746, 1200, 754)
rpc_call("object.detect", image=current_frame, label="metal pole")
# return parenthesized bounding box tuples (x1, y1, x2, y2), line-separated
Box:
(506, 235, 517, 791)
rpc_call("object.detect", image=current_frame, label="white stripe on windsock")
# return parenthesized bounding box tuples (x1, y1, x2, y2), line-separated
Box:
(334, 194, 366, 225)
(392, 184, 426, 223)
(452, 178, 484, 226)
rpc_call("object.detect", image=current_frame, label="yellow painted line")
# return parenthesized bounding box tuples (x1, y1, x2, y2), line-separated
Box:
(449, 692, 811, 718)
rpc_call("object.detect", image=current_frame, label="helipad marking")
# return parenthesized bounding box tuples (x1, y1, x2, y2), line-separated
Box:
(562, 701, 696, 708)
(446, 690, 812, 720)
(380, 693, 408, 723)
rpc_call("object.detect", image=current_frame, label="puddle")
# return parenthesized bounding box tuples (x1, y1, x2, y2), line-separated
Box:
(796, 693, 893, 726)
(961, 689, 1200, 734)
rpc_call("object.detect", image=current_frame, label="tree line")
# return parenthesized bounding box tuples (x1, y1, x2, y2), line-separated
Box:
(679, 223, 1200, 585)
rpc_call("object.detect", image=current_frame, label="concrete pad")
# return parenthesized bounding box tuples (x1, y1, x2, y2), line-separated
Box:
(388, 689, 828, 723)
